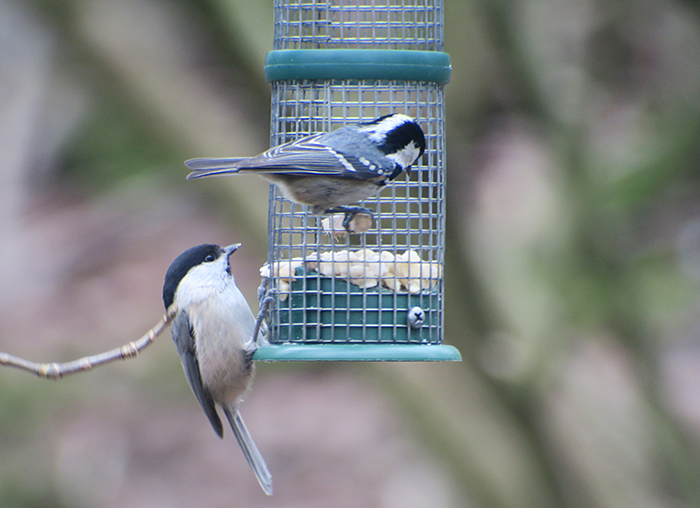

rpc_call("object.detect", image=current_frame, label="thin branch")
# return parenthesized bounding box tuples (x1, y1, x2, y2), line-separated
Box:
(0, 305, 179, 380)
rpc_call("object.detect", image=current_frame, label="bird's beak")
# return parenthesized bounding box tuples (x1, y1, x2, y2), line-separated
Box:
(223, 243, 242, 257)
(405, 165, 412, 177)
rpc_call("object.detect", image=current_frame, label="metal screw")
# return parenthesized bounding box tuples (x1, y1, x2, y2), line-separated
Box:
(407, 307, 425, 329)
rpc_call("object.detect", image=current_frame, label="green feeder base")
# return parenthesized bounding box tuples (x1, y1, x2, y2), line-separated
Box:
(274, 269, 442, 343)
(253, 343, 462, 362)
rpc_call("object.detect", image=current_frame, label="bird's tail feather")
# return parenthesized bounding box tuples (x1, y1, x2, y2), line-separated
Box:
(223, 407, 273, 496)
(185, 157, 247, 179)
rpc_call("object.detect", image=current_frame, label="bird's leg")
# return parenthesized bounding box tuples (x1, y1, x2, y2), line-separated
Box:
(256, 277, 269, 308)
(325, 205, 374, 216)
(251, 287, 277, 348)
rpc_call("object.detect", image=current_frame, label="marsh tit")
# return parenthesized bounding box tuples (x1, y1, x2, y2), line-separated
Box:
(185, 113, 426, 228)
(163, 243, 272, 495)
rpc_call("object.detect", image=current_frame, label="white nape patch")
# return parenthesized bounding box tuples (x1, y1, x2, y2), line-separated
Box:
(362, 114, 413, 143)
(174, 255, 233, 309)
(328, 147, 356, 172)
(386, 141, 422, 169)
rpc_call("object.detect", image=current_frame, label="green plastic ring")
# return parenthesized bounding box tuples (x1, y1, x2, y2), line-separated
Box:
(264, 49, 451, 83)
(253, 344, 462, 362)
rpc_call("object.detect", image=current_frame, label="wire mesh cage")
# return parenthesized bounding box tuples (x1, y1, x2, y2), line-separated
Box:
(273, 0, 444, 51)
(254, 0, 460, 362)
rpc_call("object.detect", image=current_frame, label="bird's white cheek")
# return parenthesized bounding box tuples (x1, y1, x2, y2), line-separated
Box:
(387, 142, 421, 169)
(174, 259, 231, 308)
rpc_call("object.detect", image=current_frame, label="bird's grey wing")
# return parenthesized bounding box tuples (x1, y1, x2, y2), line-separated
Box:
(185, 132, 394, 180)
(170, 312, 224, 438)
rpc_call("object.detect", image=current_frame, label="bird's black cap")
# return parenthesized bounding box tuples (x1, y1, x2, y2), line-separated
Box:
(376, 116, 426, 158)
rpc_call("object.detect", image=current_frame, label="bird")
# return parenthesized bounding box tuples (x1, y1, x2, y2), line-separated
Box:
(162, 243, 272, 495)
(185, 113, 426, 229)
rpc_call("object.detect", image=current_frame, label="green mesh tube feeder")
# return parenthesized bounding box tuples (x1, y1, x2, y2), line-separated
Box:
(253, 0, 460, 362)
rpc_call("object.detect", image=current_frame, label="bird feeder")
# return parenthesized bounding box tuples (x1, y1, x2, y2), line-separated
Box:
(253, 0, 460, 362)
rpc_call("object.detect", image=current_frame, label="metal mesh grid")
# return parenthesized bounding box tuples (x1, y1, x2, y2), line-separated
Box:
(266, 0, 446, 347)
(274, 0, 444, 51)
(267, 81, 445, 345)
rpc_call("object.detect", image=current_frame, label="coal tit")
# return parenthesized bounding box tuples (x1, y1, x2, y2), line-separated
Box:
(163, 243, 272, 495)
(185, 113, 426, 228)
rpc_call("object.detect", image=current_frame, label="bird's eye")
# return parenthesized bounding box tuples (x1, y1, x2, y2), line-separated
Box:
(204, 254, 216, 262)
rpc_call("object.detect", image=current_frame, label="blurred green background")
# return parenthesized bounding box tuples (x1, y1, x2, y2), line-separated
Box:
(2, 0, 700, 507)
